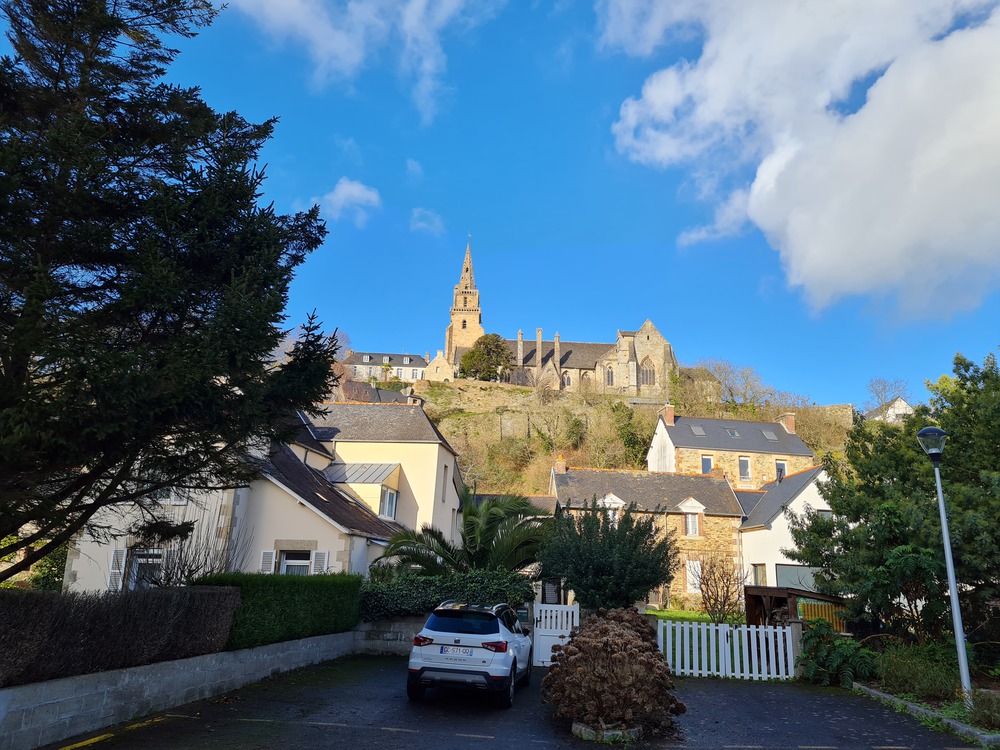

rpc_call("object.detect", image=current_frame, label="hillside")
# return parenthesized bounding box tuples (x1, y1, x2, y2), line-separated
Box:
(412, 379, 853, 495)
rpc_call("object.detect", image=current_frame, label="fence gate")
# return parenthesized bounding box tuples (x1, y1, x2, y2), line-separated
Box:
(533, 603, 579, 667)
(658, 620, 796, 680)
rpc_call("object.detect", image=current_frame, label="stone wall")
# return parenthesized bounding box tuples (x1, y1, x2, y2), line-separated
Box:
(674, 448, 815, 489)
(663, 513, 742, 607)
(353, 615, 427, 656)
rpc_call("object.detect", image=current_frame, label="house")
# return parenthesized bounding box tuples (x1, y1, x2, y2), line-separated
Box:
(737, 466, 830, 591)
(547, 459, 745, 608)
(342, 351, 428, 383)
(64, 405, 464, 592)
(646, 405, 815, 489)
(864, 396, 914, 425)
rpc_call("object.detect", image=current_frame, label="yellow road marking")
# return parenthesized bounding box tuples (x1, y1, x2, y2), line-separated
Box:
(58, 717, 166, 749)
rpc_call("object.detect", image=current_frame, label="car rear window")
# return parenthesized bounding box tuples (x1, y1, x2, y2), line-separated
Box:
(426, 610, 500, 635)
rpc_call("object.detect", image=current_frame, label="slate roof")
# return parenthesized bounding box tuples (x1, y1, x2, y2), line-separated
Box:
(287, 412, 333, 457)
(503, 340, 616, 370)
(324, 462, 399, 484)
(342, 352, 428, 367)
(474, 494, 559, 515)
(735, 490, 765, 516)
(309, 403, 457, 454)
(664, 417, 814, 457)
(261, 444, 402, 538)
(741, 466, 825, 529)
(552, 468, 743, 517)
(336, 380, 410, 404)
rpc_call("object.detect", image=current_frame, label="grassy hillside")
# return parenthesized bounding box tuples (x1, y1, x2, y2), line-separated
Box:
(412, 380, 852, 495)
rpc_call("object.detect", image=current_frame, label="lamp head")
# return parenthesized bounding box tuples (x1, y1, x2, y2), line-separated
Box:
(917, 426, 947, 465)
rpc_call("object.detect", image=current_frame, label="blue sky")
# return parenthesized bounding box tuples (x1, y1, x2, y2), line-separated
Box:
(17, 1, 1000, 408)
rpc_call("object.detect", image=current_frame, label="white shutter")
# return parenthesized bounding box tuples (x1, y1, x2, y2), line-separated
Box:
(108, 549, 126, 591)
(310, 550, 329, 575)
(259, 550, 276, 574)
(686, 560, 702, 593)
(162, 549, 179, 585)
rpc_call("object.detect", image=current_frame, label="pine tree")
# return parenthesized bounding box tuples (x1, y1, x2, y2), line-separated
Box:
(0, 1, 337, 580)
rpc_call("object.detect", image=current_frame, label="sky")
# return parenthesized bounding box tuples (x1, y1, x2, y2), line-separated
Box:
(16, 1, 1000, 408)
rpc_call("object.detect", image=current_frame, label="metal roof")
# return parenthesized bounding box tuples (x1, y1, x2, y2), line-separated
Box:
(323, 462, 399, 485)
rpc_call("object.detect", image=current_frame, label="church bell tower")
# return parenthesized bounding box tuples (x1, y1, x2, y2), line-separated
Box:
(444, 239, 485, 363)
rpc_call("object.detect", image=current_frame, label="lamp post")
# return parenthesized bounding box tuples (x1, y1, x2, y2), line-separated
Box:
(915, 426, 973, 707)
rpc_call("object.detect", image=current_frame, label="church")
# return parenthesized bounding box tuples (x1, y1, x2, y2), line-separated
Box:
(424, 242, 682, 399)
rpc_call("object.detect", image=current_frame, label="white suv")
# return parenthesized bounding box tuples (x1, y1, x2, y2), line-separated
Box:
(407, 601, 532, 708)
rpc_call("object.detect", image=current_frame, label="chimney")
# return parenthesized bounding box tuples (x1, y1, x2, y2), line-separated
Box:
(424, 352, 429, 362)
(778, 413, 796, 434)
(553, 332, 561, 375)
(554, 455, 567, 474)
(436, 350, 444, 359)
(535, 328, 543, 374)
(659, 403, 676, 426)
(517, 329, 524, 367)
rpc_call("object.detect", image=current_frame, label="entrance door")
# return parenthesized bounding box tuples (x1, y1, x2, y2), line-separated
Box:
(533, 603, 579, 666)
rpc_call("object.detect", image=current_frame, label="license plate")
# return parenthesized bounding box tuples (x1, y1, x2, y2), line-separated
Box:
(440, 645, 473, 656)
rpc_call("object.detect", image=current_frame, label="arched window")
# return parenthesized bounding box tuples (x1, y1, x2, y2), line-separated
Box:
(463, 297, 468, 307)
(639, 357, 656, 386)
(605, 366, 614, 386)
(562, 372, 571, 387)
(461, 320, 467, 329)
(581, 371, 592, 383)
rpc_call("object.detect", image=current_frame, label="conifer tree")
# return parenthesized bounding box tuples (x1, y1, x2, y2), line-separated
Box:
(0, 0, 337, 580)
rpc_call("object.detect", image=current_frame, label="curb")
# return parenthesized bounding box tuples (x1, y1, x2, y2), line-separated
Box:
(853, 683, 1000, 747)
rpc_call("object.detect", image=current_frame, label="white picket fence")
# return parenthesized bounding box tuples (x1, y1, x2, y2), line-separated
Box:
(657, 620, 797, 680)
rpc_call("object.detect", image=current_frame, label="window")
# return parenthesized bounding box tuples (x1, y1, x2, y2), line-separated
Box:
(363, 354, 371, 363)
(739, 456, 751, 482)
(463, 297, 468, 307)
(686, 560, 702, 593)
(752, 563, 767, 586)
(562, 372, 571, 387)
(727, 428, 740, 438)
(684, 513, 699, 537)
(639, 357, 656, 386)
(818, 510, 834, 521)
(403, 356, 410, 365)
(691, 425, 706, 436)
(701, 455, 713, 474)
(380, 488, 398, 519)
(775, 460, 787, 481)
(605, 366, 614, 386)
(762, 430, 778, 441)
(461, 320, 467, 329)
(411, 369, 418, 379)
(382, 355, 390, 364)
(126, 548, 163, 590)
(441, 465, 449, 503)
(396, 368, 402, 378)
(279, 551, 311, 576)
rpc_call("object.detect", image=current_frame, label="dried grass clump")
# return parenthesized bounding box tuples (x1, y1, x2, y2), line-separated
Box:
(542, 607, 686, 735)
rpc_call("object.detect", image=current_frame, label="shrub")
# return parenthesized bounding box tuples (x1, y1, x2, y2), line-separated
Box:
(0, 587, 239, 687)
(798, 618, 877, 688)
(877, 642, 960, 701)
(970, 689, 1000, 730)
(194, 572, 361, 649)
(361, 569, 533, 621)
(542, 607, 686, 736)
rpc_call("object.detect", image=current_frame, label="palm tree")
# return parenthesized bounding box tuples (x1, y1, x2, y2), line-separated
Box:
(374, 493, 549, 575)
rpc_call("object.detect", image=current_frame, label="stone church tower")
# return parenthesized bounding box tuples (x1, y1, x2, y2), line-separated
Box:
(443, 241, 485, 362)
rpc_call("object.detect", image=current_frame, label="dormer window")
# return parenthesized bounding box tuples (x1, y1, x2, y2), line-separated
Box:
(362, 354, 371, 363)
(403, 356, 410, 365)
(382, 355, 390, 364)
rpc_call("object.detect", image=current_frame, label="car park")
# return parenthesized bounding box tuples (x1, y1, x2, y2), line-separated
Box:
(406, 601, 532, 708)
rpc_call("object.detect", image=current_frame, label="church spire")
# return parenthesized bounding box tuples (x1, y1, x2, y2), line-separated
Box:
(444, 235, 485, 363)
(458, 236, 476, 290)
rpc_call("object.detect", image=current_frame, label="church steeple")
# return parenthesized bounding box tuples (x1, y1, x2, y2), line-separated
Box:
(444, 237, 485, 363)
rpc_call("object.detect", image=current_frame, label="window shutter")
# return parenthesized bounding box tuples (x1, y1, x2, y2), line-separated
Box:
(108, 549, 126, 591)
(163, 549, 179, 585)
(259, 550, 276, 574)
(311, 550, 329, 575)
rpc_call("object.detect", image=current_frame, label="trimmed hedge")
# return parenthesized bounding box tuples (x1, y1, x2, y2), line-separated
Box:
(0, 586, 240, 688)
(194, 572, 362, 649)
(361, 570, 534, 621)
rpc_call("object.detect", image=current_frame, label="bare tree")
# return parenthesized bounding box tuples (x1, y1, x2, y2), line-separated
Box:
(697, 359, 776, 411)
(862, 377, 912, 416)
(693, 552, 748, 624)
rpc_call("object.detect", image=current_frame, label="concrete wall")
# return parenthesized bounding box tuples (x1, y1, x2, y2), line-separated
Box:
(0, 631, 356, 750)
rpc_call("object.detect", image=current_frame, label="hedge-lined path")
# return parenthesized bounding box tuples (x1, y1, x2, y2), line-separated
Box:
(41, 655, 976, 750)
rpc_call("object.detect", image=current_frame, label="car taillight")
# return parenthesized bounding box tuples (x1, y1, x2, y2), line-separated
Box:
(413, 635, 434, 646)
(481, 640, 508, 653)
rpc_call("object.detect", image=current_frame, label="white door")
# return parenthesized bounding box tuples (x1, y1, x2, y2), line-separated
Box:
(533, 603, 579, 666)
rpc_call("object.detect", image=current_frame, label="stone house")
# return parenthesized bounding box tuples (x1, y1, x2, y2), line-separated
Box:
(646, 405, 815, 490)
(341, 351, 428, 383)
(546, 460, 745, 609)
(64, 406, 463, 592)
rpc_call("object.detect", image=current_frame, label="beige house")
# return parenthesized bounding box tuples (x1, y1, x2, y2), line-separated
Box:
(646, 405, 815, 490)
(545, 460, 745, 609)
(65, 406, 464, 592)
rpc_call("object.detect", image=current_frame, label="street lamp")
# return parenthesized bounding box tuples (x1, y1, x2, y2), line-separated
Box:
(915, 426, 973, 707)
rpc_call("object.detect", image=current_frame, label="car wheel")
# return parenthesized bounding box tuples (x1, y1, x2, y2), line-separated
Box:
(517, 652, 532, 687)
(497, 663, 516, 709)
(407, 682, 426, 701)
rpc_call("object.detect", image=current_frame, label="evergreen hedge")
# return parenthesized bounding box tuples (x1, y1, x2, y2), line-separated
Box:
(361, 570, 534, 621)
(194, 572, 362, 649)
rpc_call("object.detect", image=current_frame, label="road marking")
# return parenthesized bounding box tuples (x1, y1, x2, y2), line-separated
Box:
(381, 727, 419, 733)
(871, 747, 910, 749)
(456, 733, 495, 739)
(58, 717, 166, 749)
(798, 746, 837, 749)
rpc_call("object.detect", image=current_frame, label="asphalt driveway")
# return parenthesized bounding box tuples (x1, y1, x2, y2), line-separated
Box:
(44, 655, 977, 750)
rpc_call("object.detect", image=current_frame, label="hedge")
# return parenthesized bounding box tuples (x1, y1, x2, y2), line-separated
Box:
(361, 570, 535, 621)
(0, 586, 240, 688)
(194, 572, 362, 649)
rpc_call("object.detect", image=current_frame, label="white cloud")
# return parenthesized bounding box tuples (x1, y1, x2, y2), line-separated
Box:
(410, 208, 446, 234)
(232, 0, 503, 124)
(320, 177, 382, 228)
(604, 0, 1000, 317)
(406, 158, 424, 180)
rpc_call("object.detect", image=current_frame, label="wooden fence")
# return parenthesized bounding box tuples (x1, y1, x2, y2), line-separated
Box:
(657, 620, 798, 680)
